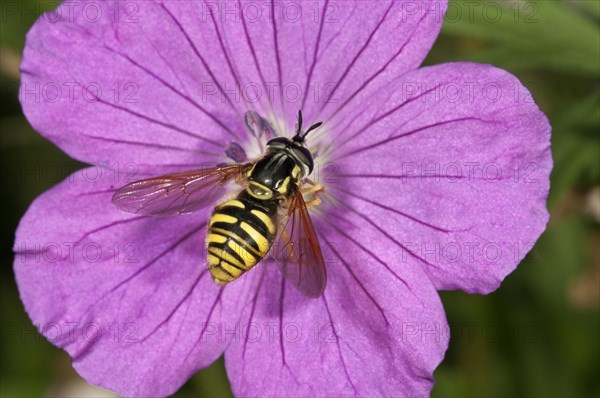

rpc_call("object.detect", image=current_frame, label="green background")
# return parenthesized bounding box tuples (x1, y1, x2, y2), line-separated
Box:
(1, 0, 598, 397)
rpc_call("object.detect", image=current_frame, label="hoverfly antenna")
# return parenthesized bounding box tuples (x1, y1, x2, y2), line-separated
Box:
(293, 110, 322, 143)
(295, 110, 304, 137)
(303, 122, 323, 139)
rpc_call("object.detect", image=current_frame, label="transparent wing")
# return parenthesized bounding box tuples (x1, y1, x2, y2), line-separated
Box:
(272, 190, 327, 298)
(112, 164, 247, 216)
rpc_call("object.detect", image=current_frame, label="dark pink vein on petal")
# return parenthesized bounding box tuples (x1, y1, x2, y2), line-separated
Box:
(338, 173, 467, 180)
(74, 216, 147, 245)
(300, 0, 329, 110)
(138, 270, 209, 342)
(208, 10, 244, 106)
(22, 69, 222, 148)
(133, 162, 223, 170)
(242, 268, 266, 360)
(329, 9, 429, 119)
(82, 93, 222, 147)
(300, 15, 309, 74)
(182, 288, 224, 365)
(322, 295, 358, 395)
(82, 134, 220, 156)
(338, 204, 445, 272)
(328, 245, 389, 326)
(322, 221, 419, 299)
(19, 69, 36, 77)
(336, 117, 487, 160)
(275, 278, 302, 390)
(137, 22, 190, 96)
(338, 172, 511, 183)
(334, 186, 457, 233)
(77, 224, 205, 324)
(172, 288, 195, 350)
(322, 2, 394, 106)
(160, 3, 241, 118)
(77, 188, 118, 197)
(279, 277, 287, 365)
(238, 0, 268, 96)
(14, 218, 144, 257)
(102, 45, 238, 139)
(315, 2, 358, 61)
(271, 0, 284, 107)
(335, 83, 444, 148)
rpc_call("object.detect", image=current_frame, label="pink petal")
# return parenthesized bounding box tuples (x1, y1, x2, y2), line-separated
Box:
(13, 169, 255, 396)
(219, 0, 447, 126)
(21, 0, 447, 169)
(20, 0, 249, 170)
(225, 220, 448, 396)
(329, 62, 552, 293)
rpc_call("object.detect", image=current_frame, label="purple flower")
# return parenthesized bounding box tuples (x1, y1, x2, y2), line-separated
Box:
(14, 0, 551, 396)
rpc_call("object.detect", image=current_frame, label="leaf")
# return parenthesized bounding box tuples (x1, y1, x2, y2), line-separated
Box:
(441, 0, 600, 75)
(549, 91, 600, 208)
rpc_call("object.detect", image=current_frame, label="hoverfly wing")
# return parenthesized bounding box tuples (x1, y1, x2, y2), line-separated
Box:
(112, 164, 248, 216)
(273, 190, 327, 298)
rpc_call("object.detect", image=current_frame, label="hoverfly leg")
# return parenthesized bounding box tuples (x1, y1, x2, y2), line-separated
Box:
(300, 179, 324, 208)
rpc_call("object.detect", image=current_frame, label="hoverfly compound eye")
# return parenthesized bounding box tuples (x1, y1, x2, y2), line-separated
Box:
(266, 137, 290, 148)
(292, 147, 314, 175)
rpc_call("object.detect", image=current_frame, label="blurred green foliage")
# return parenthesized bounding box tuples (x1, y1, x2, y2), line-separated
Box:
(1, 0, 598, 397)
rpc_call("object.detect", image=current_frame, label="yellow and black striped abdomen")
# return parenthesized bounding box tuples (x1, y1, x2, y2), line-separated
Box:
(207, 191, 278, 285)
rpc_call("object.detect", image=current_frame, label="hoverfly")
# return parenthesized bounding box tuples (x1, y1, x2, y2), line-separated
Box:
(112, 111, 327, 297)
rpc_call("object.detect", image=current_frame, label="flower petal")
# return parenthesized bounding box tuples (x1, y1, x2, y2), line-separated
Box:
(13, 168, 254, 397)
(224, 221, 448, 397)
(329, 63, 552, 293)
(20, 0, 250, 170)
(21, 0, 446, 166)
(217, 0, 447, 126)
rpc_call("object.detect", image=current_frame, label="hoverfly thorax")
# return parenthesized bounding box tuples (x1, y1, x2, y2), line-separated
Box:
(246, 137, 313, 200)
